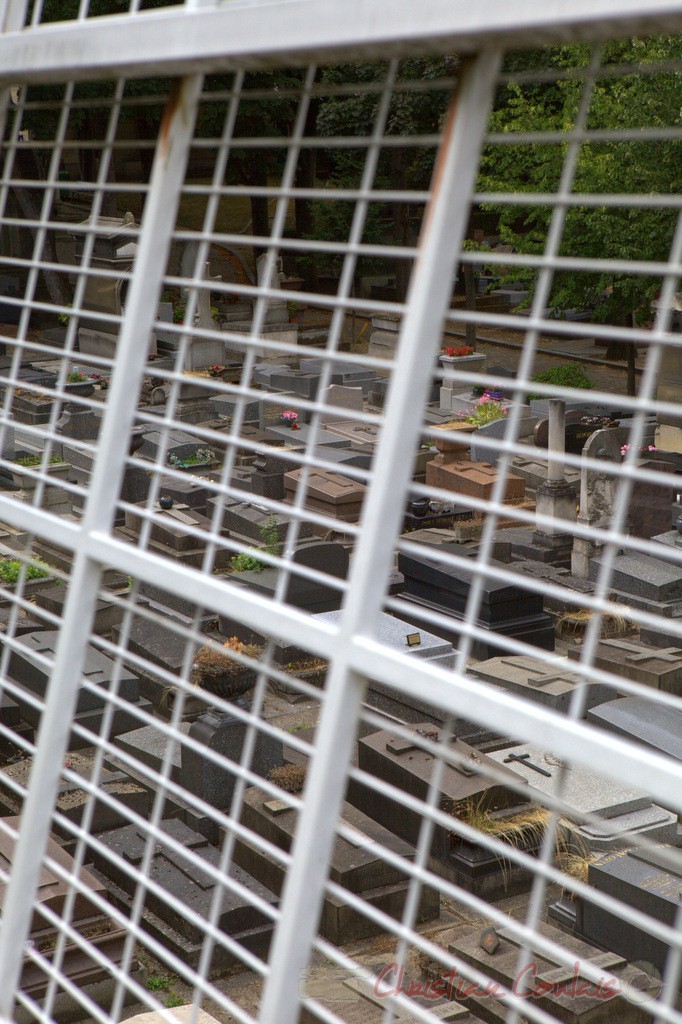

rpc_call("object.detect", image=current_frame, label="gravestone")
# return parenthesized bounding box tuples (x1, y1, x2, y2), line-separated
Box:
(579, 846, 682, 972)
(181, 705, 283, 812)
(587, 697, 682, 761)
(398, 548, 555, 659)
(468, 410, 536, 465)
(207, 497, 313, 547)
(91, 818, 277, 971)
(567, 640, 682, 694)
(0, 816, 142, 1008)
(533, 410, 604, 455)
(284, 467, 366, 524)
(7, 631, 152, 746)
(274, 609, 456, 717)
(628, 458, 675, 539)
(368, 313, 400, 364)
(218, 541, 348, 639)
(121, 499, 231, 570)
(451, 921, 654, 1024)
(487, 744, 675, 853)
(233, 785, 439, 945)
(469, 655, 612, 713)
(426, 457, 525, 504)
(324, 420, 382, 449)
(243, 447, 302, 499)
(320, 384, 364, 425)
(572, 427, 628, 578)
(588, 551, 682, 616)
(347, 725, 528, 886)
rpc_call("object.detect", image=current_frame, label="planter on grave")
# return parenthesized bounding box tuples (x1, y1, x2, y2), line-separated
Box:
(64, 380, 96, 398)
(430, 420, 478, 455)
(439, 353, 487, 376)
(11, 461, 70, 490)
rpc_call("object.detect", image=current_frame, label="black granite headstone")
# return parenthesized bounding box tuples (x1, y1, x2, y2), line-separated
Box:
(398, 549, 555, 658)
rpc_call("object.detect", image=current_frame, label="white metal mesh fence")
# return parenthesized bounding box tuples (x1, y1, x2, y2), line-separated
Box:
(0, 6, 679, 1024)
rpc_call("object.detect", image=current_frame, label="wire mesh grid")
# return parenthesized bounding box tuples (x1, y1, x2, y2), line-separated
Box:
(0, 10, 679, 1024)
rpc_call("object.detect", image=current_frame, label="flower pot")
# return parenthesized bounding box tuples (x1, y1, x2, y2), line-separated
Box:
(439, 353, 487, 377)
(431, 421, 478, 454)
(410, 498, 430, 518)
(64, 380, 96, 398)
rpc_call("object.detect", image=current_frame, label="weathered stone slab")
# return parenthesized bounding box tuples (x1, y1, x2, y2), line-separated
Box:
(568, 639, 682, 694)
(348, 724, 527, 863)
(218, 541, 348, 639)
(488, 744, 650, 819)
(7, 630, 151, 745)
(587, 697, 682, 761)
(233, 786, 439, 944)
(451, 921, 654, 1024)
(208, 496, 313, 545)
(589, 552, 682, 605)
(469, 655, 611, 713)
(91, 818, 277, 971)
(284, 467, 366, 522)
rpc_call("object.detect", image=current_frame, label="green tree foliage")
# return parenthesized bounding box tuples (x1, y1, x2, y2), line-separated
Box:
(311, 58, 457, 298)
(479, 38, 682, 330)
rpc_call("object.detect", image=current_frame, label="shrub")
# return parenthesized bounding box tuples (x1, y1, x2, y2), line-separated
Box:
(0, 559, 51, 585)
(530, 363, 593, 397)
(230, 515, 281, 573)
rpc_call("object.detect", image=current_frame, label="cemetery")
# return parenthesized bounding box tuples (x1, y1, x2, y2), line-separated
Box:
(2, 260, 681, 1022)
(0, 241, 675, 1024)
(0, 17, 680, 1024)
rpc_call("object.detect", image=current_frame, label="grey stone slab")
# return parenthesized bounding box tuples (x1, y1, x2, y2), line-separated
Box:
(181, 706, 283, 811)
(488, 744, 650, 818)
(324, 420, 382, 447)
(268, 371, 321, 400)
(138, 428, 201, 461)
(568, 639, 682, 694)
(348, 724, 527, 860)
(253, 363, 293, 388)
(265, 422, 350, 447)
(218, 541, 348, 640)
(9, 630, 140, 709)
(317, 610, 454, 663)
(469, 655, 611, 713)
(208, 496, 313, 545)
(574, 803, 676, 852)
(91, 818, 277, 971)
(590, 552, 682, 604)
(451, 921, 653, 1024)
(233, 787, 438, 944)
(587, 697, 682, 761)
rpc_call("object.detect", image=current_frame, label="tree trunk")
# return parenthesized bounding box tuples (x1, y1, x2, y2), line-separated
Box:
(13, 147, 69, 309)
(463, 263, 477, 349)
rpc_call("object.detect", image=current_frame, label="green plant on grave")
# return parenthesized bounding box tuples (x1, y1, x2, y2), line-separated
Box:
(14, 453, 62, 467)
(229, 514, 281, 573)
(66, 369, 88, 384)
(146, 974, 177, 991)
(529, 363, 593, 399)
(0, 558, 51, 585)
(165, 995, 185, 1009)
(453, 395, 508, 428)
